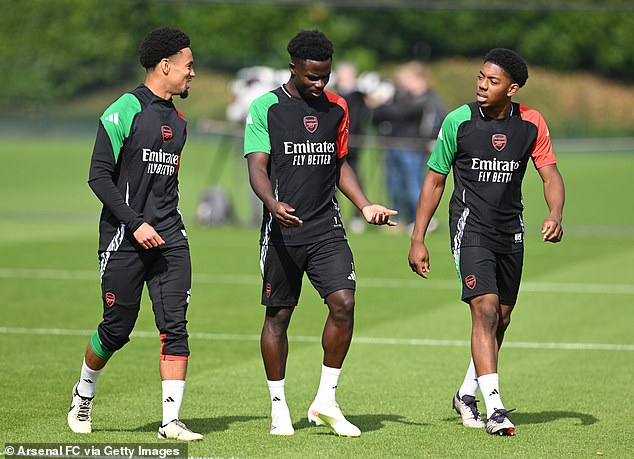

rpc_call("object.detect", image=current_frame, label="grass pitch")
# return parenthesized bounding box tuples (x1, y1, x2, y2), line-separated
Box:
(1, 136, 633, 458)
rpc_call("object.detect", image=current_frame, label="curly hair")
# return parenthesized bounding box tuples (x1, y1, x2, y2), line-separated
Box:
(484, 48, 528, 87)
(287, 30, 334, 62)
(138, 27, 190, 69)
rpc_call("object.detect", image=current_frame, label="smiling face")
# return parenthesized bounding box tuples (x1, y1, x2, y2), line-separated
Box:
(165, 47, 195, 99)
(289, 58, 332, 101)
(476, 61, 519, 117)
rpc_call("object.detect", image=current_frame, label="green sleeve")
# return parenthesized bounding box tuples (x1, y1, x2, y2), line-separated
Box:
(427, 104, 471, 174)
(100, 93, 141, 162)
(244, 92, 278, 156)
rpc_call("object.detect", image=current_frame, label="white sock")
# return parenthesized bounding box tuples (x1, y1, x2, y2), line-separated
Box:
(162, 380, 185, 426)
(77, 358, 103, 398)
(267, 378, 290, 415)
(458, 358, 479, 398)
(477, 373, 505, 418)
(315, 365, 342, 406)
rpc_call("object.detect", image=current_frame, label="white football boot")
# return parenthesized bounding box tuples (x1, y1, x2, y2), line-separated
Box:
(67, 383, 93, 434)
(269, 408, 295, 435)
(486, 408, 516, 436)
(307, 401, 361, 437)
(158, 419, 203, 441)
(452, 391, 485, 428)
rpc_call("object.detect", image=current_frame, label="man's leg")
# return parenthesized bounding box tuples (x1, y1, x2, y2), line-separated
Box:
(148, 246, 202, 441)
(307, 289, 360, 437)
(458, 302, 512, 391)
(470, 294, 515, 436)
(452, 293, 501, 430)
(322, 289, 355, 369)
(261, 306, 295, 435)
(68, 251, 143, 434)
(401, 149, 425, 224)
(386, 149, 404, 220)
(67, 341, 112, 434)
(261, 306, 294, 380)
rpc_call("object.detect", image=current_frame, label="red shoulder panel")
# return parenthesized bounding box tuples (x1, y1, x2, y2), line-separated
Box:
(326, 90, 349, 158)
(519, 104, 556, 169)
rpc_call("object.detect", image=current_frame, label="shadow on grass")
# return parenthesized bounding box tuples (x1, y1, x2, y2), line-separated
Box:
(442, 410, 598, 427)
(101, 416, 267, 434)
(294, 413, 428, 434)
(512, 411, 598, 426)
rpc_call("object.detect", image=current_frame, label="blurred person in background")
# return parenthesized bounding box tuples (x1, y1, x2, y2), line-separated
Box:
(244, 29, 397, 437)
(334, 62, 369, 233)
(370, 61, 446, 232)
(67, 27, 202, 442)
(408, 48, 565, 436)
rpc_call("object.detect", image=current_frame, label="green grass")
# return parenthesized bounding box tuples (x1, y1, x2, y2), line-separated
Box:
(1, 135, 633, 458)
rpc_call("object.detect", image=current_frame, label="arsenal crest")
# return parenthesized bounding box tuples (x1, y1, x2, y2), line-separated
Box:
(492, 133, 507, 151)
(161, 125, 173, 142)
(105, 291, 116, 308)
(303, 116, 318, 133)
(465, 275, 477, 290)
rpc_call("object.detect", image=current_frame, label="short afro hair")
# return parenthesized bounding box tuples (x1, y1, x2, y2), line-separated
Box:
(138, 27, 190, 69)
(287, 30, 334, 62)
(484, 48, 528, 87)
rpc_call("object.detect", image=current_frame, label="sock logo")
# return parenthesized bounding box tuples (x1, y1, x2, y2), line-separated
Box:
(272, 396, 281, 402)
(164, 396, 175, 403)
(489, 389, 499, 396)
(82, 378, 94, 384)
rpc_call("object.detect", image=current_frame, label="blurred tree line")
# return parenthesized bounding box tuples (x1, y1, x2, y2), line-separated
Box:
(1, 0, 632, 107)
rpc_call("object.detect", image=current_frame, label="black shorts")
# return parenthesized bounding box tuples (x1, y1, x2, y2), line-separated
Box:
(97, 244, 191, 358)
(454, 246, 523, 306)
(260, 238, 356, 307)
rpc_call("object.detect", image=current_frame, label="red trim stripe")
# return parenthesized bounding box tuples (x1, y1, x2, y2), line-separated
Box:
(159, 333, 189, 361)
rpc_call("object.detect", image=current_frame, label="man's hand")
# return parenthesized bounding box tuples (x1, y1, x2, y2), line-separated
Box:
(270, 201, 303, 228)
(133, 222, 165, 249)
(541, 217, 563, 242)
(408, 240, 430, 279)
(361, 204, 398, 226)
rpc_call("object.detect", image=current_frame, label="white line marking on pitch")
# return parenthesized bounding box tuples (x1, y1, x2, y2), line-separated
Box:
(1, 268, 633, 295)
(0, 327, 631, 352)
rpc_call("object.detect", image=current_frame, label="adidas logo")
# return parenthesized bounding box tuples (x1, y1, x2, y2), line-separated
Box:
(164, 396, 175, 403)
(246, 113, 253, 125)
(82, 378, 93, 384)
(272, 396, 281, 402)
(104, 112, 119, 125)
(347, 271, 356, 281)
(489, 389, 499, 396)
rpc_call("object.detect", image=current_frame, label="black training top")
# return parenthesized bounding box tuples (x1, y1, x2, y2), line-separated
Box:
(428, 102, 557, 254)
(244, 85, 350, 246)
(88, 84, 188, 253)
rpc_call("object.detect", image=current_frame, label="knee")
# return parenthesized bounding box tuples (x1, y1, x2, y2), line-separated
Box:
(263, 308, 293, 336)
(470, 297, 499, 329)
(97, 323, 133, 353)
(328, 293, 355, 326)
(499, 310, 512, 332)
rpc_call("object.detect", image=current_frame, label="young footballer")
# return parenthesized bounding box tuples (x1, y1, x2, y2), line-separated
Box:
(245, 30, 397, 436)
(67, 27, 201, 441)
(408, 48, 565, 436)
